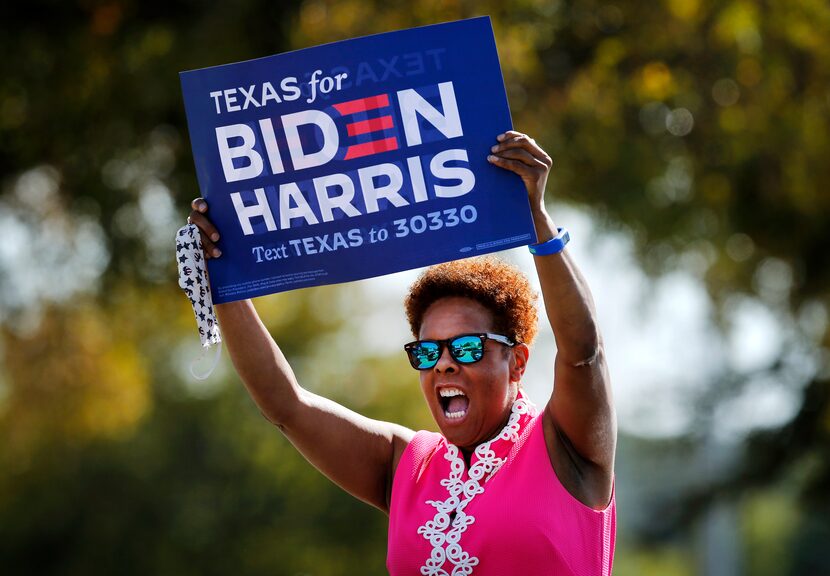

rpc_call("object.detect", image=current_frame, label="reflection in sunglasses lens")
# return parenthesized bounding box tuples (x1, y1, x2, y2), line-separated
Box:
(414, 343, 440, 368)
(452, 336, 483, 363)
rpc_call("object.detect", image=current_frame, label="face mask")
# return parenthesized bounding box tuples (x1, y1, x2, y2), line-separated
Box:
(176, 223, 222, 379)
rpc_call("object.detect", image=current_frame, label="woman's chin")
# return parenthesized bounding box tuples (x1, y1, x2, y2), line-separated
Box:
(437, 412, 478, 448)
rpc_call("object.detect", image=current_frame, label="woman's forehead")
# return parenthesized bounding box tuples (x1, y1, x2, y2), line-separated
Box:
(419, 297, 495, 337)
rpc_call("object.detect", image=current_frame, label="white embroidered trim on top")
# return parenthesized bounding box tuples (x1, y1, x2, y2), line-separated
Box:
(417, 396, 534, 576)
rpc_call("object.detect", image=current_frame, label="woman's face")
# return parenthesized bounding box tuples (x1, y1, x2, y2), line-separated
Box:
(417, 296, 528, 450)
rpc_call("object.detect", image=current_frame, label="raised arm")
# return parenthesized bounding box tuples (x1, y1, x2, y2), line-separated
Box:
(188, 199, 414, 514)
(488, 133, 616, 509)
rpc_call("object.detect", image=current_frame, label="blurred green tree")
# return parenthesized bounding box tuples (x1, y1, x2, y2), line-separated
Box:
(1, 0, 829, 574)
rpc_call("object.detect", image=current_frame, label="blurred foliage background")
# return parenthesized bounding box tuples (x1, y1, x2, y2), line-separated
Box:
(1, 0, 829, 574)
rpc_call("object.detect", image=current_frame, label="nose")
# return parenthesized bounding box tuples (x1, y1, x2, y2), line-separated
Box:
(433, 345, 458, 373)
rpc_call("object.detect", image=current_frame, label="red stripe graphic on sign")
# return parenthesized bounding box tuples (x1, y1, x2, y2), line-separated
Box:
(347, 116, 394, 137)
(333, 93, 397, 160)
(343, 137, 399, 160)
(333, 94, 390, 115)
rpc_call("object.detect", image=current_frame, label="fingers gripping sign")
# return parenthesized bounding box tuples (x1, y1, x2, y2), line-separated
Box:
(487, 131, 553, 209)
(189, 197, 222, 258)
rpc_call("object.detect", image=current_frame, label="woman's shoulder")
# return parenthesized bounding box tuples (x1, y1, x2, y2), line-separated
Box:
(407, 429, 445, 459)
(394, 429, 445, 482)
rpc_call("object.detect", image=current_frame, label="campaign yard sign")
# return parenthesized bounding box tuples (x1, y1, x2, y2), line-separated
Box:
(180, 16, 535, 304)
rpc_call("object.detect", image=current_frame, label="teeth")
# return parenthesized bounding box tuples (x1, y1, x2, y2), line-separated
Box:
(445, 409, 467, 419)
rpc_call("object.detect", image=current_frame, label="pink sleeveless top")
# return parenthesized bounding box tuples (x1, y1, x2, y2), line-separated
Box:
(387, 411, 615, 575)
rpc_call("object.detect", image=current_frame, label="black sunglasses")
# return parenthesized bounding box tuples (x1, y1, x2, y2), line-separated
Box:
(403, 333, 516, 370)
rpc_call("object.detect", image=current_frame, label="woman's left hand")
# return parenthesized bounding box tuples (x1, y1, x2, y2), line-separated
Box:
(487, 131, 552, 210)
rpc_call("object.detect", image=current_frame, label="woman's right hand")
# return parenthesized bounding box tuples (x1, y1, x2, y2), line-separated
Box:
(188, 197, 222, 259)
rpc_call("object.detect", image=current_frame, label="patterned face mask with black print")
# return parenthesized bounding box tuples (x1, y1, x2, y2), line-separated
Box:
(176, 223, 222, 379)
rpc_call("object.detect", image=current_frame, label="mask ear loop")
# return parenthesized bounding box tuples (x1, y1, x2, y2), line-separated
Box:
(190, 338, 222, 380)
(176, 223, 222, 380)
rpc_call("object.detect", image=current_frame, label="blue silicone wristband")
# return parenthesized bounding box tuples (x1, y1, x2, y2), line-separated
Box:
(528, 227, 570, 256)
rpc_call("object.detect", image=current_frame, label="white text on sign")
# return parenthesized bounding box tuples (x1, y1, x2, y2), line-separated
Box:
(216, 81, 475, 236)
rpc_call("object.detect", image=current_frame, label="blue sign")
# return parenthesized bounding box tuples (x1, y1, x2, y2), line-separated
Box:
(180, 16, 535, 303)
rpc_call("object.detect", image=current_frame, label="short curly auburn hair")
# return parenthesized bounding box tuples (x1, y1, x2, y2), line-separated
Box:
(404, 257, 539, 345)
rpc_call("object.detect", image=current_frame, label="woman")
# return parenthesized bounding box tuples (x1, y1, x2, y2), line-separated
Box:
(187, 131, 616, 575)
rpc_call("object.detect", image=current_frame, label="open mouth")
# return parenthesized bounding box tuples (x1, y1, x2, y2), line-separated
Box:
(439, 387, 469, 420)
